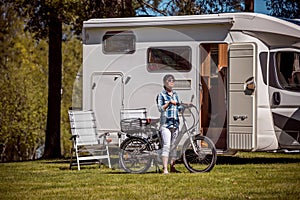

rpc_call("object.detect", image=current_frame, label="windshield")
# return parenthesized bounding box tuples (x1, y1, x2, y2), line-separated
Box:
(275, 51, 300, 91)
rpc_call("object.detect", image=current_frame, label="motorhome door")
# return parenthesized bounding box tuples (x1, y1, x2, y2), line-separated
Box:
(228, 44, 256, 150)
(91, 72, 124, 131)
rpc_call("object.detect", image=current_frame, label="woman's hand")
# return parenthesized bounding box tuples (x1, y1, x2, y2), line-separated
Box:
(163, 100, 177, 110)
(169, 100, 177, 105)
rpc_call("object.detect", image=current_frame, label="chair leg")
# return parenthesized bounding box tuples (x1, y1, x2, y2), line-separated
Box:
(106, 146, 111, 168)
(76, 153, 80, 171)
(69, 148, 74, 170)
(74, 145, 80, 171)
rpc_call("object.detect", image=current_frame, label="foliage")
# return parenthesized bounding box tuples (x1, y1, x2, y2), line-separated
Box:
(0, 152, 299, 199)
(265, 0, 300, 18)
(136, 0, 244, 16)
(70, 0, 135, 36)
(0, 0, 137, 161)
(0, 0, 83, 160)
(0, 3, 48, 161)
(20, 0, 136, 159)
(9, 0, 136, 41)
(135, 0, 167, 16)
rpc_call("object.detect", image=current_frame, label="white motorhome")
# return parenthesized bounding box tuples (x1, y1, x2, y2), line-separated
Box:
(79, 13, 300, 154)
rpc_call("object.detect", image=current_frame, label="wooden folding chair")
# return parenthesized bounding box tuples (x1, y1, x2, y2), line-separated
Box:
(68, 110, 111, 170)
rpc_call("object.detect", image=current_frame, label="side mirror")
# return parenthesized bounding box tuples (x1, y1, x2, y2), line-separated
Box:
(244, 77, 255, 95)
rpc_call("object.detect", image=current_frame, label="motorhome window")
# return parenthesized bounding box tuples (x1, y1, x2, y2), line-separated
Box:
(147, 46, 192, 72)
(103, 31, 135, 54)
(275, 52, 300, 91)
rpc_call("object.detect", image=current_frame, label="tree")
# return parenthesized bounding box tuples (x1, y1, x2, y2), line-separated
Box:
(265, 0, 299, 18)
(2, 0, 80, 159)
(44, 10, 63, 158)
(18, 0, 68, 158)
(135, 0, 167, 15)
(0, 1, 48, 161)
(245, 0, 254, 12)
(135, 0, 245, 16)
(71, 0, 135, 36)
(10, 0, 136, 159)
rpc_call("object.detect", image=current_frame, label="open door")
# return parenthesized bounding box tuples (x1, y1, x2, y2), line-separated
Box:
(200, 43, 228, 150)
(91, 72, 124, 131)
(228, 43, 256, 150)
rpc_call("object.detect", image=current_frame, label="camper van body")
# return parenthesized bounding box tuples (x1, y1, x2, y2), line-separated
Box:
(80, 13, 300, 153)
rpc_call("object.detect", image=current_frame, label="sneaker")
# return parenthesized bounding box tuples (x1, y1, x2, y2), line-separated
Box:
(170, 166, 181, 173)
(162, 167, 169, 174)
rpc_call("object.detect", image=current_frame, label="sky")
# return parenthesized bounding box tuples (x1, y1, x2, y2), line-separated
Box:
(254, 0, 269, 14)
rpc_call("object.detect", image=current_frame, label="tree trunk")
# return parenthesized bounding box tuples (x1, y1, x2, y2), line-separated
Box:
(122, 0, 134, 16)
(245, 0, 254, 12)
(43, 11, 62, 158)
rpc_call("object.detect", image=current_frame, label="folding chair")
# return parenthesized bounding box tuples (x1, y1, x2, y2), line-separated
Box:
(68, 110, 111, 170)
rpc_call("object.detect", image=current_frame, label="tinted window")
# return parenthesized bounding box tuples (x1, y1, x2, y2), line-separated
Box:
(147, 46, 192, 72)
(103, 31, 135, 54)
(274, 52, 300, 91)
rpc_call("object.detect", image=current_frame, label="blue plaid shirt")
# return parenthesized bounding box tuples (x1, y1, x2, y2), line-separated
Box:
(157, 89, 181, 129)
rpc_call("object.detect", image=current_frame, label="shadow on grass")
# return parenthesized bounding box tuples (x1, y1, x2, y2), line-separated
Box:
(42, 152, 300, 172)
(216, 155, 300, 165)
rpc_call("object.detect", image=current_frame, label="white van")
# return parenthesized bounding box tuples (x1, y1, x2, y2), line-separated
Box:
(79, 13, 300, 153)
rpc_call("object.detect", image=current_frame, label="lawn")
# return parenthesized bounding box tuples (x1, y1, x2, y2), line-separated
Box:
(0, 152, 299, 200)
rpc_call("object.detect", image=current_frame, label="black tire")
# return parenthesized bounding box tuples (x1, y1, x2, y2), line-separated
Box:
(119, 136, 153, 174)
(182, 135, 217, 173)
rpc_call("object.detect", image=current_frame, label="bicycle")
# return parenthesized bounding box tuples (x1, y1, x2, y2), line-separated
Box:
(119, 102, 217, 173)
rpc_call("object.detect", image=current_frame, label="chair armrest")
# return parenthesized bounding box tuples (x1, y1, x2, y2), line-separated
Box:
(98, 132, 110, 138)
(98, 132, 112, 144)
(70, 135, 78, 140)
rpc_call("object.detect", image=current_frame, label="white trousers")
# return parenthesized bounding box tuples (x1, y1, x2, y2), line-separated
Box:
(160, 127, 178, 159)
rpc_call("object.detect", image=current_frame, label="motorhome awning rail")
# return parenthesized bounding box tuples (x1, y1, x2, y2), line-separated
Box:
(83, 15, 235, 28)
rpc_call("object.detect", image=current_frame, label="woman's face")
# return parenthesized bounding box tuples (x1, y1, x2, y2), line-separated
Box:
(165, 78, 175, 89)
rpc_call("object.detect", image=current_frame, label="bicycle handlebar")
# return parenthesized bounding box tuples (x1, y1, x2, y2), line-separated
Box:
(178, 102, 199, 131)
(178, 102, 193, 107)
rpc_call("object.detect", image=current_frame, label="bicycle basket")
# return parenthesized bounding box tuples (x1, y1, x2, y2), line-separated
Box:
(120, 118, 148, 132)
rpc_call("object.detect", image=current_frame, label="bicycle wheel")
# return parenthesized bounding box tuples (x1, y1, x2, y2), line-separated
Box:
(182, 135, 217, 173)
(119, 136, 153, 174)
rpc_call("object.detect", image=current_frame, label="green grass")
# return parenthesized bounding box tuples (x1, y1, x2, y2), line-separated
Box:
(0, 152, 299, 200)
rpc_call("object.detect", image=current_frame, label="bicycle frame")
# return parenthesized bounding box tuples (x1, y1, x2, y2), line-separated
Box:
(167, 104, 200, 158)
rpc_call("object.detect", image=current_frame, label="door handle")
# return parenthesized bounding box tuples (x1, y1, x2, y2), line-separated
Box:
(272, 92, 281, 105)
(233, 115, 248, 121)
(244, 77, 255, 95)
(92, 82, 96, 90)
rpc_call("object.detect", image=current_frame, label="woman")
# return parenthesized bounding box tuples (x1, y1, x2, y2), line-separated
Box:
(156, 74, 181, 174)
